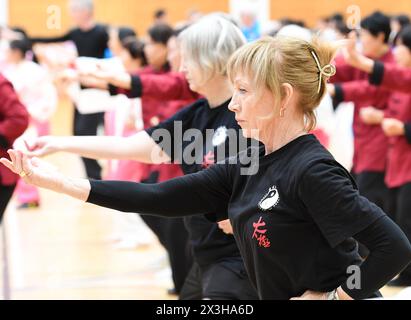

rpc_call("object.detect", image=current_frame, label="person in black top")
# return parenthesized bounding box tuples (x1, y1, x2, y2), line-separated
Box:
(30, 0, 109, 180)
(13, 15, 258, 300)
(4, 31, 411, 301)
(30, 0, 108, 59)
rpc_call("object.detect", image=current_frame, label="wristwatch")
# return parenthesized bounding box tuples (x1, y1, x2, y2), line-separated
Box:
(326, 289, 340, 300)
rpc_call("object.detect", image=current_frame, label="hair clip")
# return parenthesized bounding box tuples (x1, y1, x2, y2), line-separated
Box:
(310, 50, 336, 93)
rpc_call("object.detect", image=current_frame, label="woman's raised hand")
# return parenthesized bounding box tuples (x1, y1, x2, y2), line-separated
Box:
(24, 136, 60, 158)
(0, 149, 62, 190)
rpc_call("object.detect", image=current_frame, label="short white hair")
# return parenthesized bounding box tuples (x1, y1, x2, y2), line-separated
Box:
(277, 24, 312, 42)
(69, 0, 94, 12)
(179, 13, 246, 80)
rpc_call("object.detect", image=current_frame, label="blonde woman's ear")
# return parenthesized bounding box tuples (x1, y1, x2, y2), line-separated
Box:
(280, 83, 294, 110)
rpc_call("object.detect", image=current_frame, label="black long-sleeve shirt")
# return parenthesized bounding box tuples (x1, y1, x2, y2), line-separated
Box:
(87, 134, 411, 299)
(146, 98, 252, 266)
(30, 24, 108, 59)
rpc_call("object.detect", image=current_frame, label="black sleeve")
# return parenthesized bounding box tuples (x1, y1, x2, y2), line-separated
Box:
(369, 61, 385, 86)
(145, 104, 195, 163)
(332, 84, 344, 111)
(108, 84, 119, 96)
(107, 76, 141, 98)
(404, 123, 411, 144)
(0, 134, 10, 149)
(129, 75, 142, 98)
(86, 162, 233, 218)
(30, 31, 71, 44)
(341, 215, 411, 299)
(298, 161, 385, 248)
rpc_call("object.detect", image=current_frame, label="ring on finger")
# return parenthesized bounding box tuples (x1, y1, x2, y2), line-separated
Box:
(19, 170, 33, 178)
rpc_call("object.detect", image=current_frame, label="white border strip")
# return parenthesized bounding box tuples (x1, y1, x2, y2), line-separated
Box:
(0, 0, 8, 26)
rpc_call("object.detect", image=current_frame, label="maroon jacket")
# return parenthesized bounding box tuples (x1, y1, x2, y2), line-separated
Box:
(137, 72, 200, 124)
(0, 74, 29, 185)
(384, 91, 411, 188)
(369, 61, 411, 93)
(331, 51, 394, 174)
(365, 61, 411, 187)
(342, 79, 411, 187)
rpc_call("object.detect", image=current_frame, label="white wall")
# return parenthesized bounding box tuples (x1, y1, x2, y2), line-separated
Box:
(0, 0, 8, 26)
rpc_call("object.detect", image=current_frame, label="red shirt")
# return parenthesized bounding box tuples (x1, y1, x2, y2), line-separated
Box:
(384, 92, 411, 187)
(368, 62, 411, 186)
(0, 74, 29, 185)
(371, 62, 411, 93)
(331, 51, 394, 174)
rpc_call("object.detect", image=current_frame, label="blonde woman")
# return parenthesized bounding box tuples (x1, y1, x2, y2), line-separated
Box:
(3, 35, 411, 300)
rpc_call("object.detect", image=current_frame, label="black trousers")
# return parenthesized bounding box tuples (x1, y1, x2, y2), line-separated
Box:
(141, 214, 192, 292)
(0, 184, 16, 223)
(73, 108, 104, 180)
(140, 171, 192, 293)
(179, 259, 259, 300)
(389, 182, 411, 278)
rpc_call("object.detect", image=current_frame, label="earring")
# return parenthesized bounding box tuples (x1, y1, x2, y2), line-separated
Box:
(280, 108, 285, 117)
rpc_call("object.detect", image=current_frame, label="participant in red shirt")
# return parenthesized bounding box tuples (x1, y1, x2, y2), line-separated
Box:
(0, 74, 29, 221)
(342, 25, 411, 287)
(329, 12, 394, 215)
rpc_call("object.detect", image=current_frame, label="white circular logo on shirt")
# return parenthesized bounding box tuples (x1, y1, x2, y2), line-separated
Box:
(212, 126, 228, 147)
(258, 186, 280, 211)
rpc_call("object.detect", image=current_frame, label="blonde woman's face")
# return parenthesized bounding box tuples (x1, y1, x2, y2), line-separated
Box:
(228, 73, 277, 141)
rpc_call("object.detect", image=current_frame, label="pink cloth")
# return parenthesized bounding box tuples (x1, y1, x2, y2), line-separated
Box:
(15, 120, 50, 204)
(104, 109, 145, 182)
(311, 128, 330, 148)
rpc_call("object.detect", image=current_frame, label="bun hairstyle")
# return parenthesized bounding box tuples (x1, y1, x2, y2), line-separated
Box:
(227, 36, 337, 131)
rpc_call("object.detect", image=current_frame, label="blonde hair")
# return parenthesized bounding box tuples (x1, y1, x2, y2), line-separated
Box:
(178, 14, 246, 82)
(227, 36, 337, 131)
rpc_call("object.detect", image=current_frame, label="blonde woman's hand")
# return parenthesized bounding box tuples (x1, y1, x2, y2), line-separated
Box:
(290, 287, 353, 300)
(0, 150, 63, 190)
(217, 219, 234, 235)
(290, 290, 328, 300)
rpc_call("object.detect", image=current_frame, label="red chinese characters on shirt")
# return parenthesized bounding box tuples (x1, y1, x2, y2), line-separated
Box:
(202, 150, 215, 169)
(252, 217, 271, 248)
